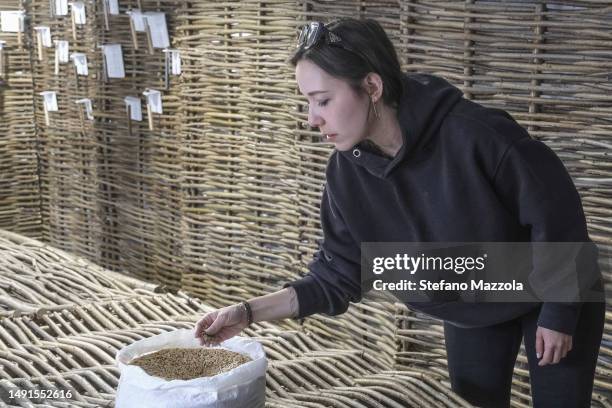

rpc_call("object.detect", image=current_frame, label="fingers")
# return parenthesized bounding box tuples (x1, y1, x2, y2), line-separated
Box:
(538, 344, 555, 366)
(537, 340, 571, 366)
(535, 328, 544, 360)
(552, 346, 564, 364)
(194, 312, 216, 339)
(199, 326, 236, 347)
(194, 305, 248, 347)
(536, 327, 573, 367)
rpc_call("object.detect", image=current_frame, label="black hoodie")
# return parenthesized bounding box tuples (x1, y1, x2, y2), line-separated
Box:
(284, 73, 597, 335)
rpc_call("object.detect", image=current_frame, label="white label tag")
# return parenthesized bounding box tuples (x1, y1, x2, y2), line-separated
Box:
(56, 40, 69, 63)
(168, 50, 181, 75)
(71, 2, 86, 25)
(76, 98, 93, 120)
(107, 0, 119, 15)
(124, 96, 142, 121)
(1, 11, 24, 33)
(163, 49, 181, 75)
(34, 26, 53, 47)
(143, 12, 169, 48)
(70, 52, 88, 75)
(143, 89, 163, 114)
(40, 91, 59, 111)
(128, 9, 145, 32)
(102, 44, 124, 78)
(55, 0, 68, 16)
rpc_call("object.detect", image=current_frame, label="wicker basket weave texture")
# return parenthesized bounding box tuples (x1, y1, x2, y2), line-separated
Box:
(0, 0, 42, 238)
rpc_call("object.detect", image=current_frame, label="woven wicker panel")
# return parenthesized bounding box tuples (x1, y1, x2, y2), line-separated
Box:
(25, 0, 186, 290)
(93, 0, 185, 289)
(175, 0, 308, 308)
(0, 229, 469, 407)
(26, 0, 105, 265)
(0, 0, 42, 239)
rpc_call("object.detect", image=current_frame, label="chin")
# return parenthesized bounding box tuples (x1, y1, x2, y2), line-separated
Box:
(333, 141, 354, 151)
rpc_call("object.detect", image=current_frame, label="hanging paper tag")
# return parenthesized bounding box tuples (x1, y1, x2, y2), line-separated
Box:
(171, 51, 181, 75)
(70, 52, 88, 75)
(75, 98, 93, 120)
(55, 0, 68, 15)
(56, 40, 69, 63)
(143, 12, 169, 48)
(40, 91, 59, 111)
(101, 44, 124, 78)
(71, 2, 86, 25)
(1, 11, 24, 32)
(163, 49, 181, 75)
(143, 89, 163, 114)
(107, 0, 119, 15)
(124, 96, 142, 121)
(127, 9, 145, 32)
(34, 26, 53, 47)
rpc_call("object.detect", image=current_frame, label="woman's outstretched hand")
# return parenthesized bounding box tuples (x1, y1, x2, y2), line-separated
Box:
(194, 304, 248, 346)
(536, 326, 573, 366)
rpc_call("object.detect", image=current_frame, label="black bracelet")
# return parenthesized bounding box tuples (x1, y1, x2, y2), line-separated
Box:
(241, 301, 253, 326)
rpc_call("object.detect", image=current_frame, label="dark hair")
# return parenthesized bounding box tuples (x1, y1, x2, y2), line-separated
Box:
(289, 18, 403, 108)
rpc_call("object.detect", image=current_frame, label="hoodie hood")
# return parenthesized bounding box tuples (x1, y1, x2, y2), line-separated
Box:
(339, 73, 464, 178)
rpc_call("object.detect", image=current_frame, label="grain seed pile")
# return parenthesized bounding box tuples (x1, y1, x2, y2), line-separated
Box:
(129, 348, 252, 380)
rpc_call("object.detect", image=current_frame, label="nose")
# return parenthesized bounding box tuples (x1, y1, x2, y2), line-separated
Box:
(307, 105, 324, 128)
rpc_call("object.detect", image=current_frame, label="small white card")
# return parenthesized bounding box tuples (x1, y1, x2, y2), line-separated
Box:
(124, 96, 142, 121)
(107, 0, 119, 15)
(128, 9, 145, 32)
(1, 11, 24, 33)
(143, 89, 163, 114)
(70, 52, 88, 75)
(56, 40, 69, 63)
(40, 91, 58, 111)
(34, 26, 53, 47)
(102, 44, 124, 78)
(164, 49, 181, 75)
(143, 12, 169, 48)
(172, 51, 181, 75)
(76, 98, 93, 120)
(71, 2, 86, 25)
(55, 0, 68, 16)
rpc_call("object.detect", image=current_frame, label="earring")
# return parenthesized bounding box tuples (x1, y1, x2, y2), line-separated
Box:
(371, 97, 380, 120)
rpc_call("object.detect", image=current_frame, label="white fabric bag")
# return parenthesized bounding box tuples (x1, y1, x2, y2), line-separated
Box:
(115, 329, 267, 408)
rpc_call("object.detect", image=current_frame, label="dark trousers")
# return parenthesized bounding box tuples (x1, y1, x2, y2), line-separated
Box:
(444, 302, 605, 408)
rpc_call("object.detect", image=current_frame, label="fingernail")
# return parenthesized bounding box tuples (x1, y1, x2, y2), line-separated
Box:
(536, 353, 541, 358)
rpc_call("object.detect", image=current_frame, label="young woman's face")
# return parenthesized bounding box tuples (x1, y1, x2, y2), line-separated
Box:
(296, 59, 371, 151)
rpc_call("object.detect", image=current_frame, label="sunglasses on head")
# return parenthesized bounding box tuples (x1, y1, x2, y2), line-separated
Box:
(296, 21, 372, 67)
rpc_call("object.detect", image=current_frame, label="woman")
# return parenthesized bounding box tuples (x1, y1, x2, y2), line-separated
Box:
(194, 18, 605, 407)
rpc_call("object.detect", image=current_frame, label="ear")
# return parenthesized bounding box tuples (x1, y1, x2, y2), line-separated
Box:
(362, 72, 383, 102)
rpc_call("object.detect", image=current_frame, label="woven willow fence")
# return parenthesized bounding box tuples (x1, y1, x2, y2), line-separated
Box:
(0, 0, 41, 239)
(0, 0, 611, 406)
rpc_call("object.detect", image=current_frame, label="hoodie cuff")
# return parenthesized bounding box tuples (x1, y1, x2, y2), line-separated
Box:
(282, 275, 327, 319)
(537, 302, 582, 336)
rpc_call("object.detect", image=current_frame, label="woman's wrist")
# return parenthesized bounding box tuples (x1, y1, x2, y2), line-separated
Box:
(240, 300, 254, 326)
(245, 287, 299, 323)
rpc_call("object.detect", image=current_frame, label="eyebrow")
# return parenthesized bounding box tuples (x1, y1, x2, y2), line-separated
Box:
(307, 90, 329, 96)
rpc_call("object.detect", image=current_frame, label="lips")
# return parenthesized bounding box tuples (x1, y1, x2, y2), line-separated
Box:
(325, 133, 338, 141)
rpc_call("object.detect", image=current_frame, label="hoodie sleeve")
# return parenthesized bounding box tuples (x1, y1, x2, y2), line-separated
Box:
(492, 135, 592, 335)
(282, 185, 363, 319)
